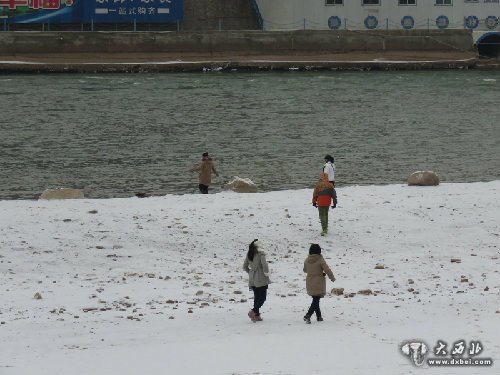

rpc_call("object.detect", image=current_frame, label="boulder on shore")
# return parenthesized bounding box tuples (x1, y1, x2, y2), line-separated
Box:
(407, 171, 440, 186)
(332, 288, 344, 296)
(39, 188, 84, 200)
(224, 176, 257, 193)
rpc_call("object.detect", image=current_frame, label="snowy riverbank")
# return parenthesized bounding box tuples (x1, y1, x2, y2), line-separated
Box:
(1, 182, 499, 375)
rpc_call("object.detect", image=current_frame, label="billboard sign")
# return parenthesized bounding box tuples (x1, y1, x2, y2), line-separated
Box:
(0, 0, 83, 23)
(0, 0, 183, 23)
(85, 0, 183, 23)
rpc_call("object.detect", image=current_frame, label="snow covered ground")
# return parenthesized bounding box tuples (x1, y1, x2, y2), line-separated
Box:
(1, 182, 499, 375)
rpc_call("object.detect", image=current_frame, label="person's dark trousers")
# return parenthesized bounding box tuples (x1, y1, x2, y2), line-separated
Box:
(307, 296, 322, 318)
(198, 184, 209, 194)
(252, 285, 268, 316)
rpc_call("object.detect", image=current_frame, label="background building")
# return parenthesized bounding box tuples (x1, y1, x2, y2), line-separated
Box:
(1, 0, 499, 57)
(255, 0, 500, 56)
(255, 0, 500, 31)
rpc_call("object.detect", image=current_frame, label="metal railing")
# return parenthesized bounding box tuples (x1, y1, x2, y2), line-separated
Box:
(260, 16, 500, 32)
(0, 17, 263, 32)
(1, 19, 182, 32)
(1, 16, 499, 33)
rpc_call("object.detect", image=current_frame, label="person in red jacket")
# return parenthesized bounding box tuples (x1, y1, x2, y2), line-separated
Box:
(312, 173, 337, 236)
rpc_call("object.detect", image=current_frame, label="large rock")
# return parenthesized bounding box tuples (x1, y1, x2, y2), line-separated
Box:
(224, 176, 257, 193)
(407, 171, 440, 186)
(332, 288, 344, 296)
(39, 188, 84, 200)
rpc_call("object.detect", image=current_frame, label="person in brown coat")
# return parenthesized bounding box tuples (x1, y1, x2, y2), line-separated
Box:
(191, 152, 219, 194)
(303, 243, 335, 324)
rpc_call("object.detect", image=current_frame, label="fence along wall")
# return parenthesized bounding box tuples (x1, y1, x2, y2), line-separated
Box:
(255, 0, 500, 31)
(0, 30, 474, 55)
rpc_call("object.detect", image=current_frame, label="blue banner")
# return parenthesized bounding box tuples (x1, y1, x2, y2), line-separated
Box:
(0, 0, 183, 23)
(84, 0, 183, 23)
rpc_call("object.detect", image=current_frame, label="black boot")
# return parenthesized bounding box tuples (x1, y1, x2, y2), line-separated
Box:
(303, 314, 311, 324)
(317, 316, 324, 322)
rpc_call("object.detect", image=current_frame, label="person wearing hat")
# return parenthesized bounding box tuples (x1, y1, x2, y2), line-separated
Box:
(323, 154, 336, 187)
(191, 152, 219, 194)
(303, 243, 335, 324)
(243, 239, 271, 322)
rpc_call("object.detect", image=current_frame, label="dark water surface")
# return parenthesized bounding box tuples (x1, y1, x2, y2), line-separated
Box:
(1, 71, 499, 199)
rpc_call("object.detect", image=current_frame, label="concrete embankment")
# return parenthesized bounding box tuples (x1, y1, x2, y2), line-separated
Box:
(0, 55, 477, 73)
(0, 30, 478, 72)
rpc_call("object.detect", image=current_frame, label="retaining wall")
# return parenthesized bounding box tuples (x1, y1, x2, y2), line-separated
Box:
(0, 30, 474, 55)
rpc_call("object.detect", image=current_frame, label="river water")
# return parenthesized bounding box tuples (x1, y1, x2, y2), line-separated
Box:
(1, 71, 499, 199)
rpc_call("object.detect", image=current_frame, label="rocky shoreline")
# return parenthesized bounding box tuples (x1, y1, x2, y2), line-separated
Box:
(0, 59, 479, 73)
(0, 51, 492, 73)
